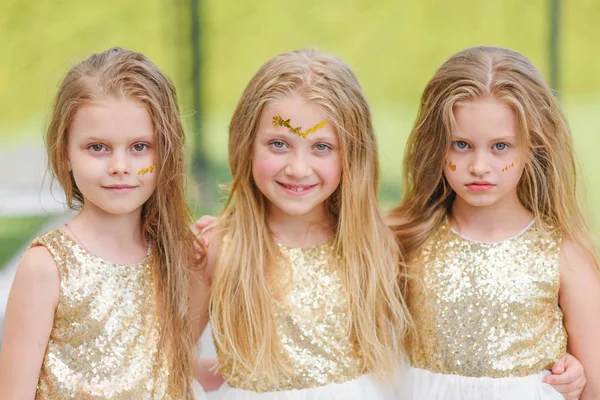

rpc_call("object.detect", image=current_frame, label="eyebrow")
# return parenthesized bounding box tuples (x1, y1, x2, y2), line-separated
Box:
(451, 135, 517, 141)
(82, 135, 154, 143)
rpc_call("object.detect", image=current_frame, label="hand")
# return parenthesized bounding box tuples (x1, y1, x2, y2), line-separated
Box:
(193, 215, 217, 261)
(543, 352, 586, 400)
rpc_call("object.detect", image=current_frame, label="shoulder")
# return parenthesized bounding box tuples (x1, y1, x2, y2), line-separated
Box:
(18, 245, 60, 285)
(11, 245, 60, 309)
(559, 235, 598, 278)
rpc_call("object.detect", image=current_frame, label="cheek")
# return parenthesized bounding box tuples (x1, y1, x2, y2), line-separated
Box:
(252, 154, 281, 183)
(326, 155, 342, 185)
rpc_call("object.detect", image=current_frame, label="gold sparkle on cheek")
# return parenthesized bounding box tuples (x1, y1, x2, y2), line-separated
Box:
(502, 158, 518, 173)
(448, 161, 457, 172)
(137, 164, 155, 175)
(272, 115, 328, 139)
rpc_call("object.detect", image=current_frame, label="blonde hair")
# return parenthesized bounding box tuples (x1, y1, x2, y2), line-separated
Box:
(46, 47, 195, 398)
(210, 49, 411, 383)
(390, 46, 598, 269)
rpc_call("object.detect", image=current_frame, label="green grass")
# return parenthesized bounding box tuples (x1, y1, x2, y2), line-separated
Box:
(0, 216, 51, 270)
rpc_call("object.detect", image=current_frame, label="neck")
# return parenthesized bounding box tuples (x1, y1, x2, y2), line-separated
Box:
(267, 205, 333, 248)
(450, 191, 533, 235)
(67, 202, 147, 263)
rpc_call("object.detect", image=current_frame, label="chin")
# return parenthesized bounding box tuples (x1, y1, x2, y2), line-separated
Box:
(462, 196, 499, 208)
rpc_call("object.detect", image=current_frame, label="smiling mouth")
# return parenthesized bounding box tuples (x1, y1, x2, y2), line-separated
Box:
(277, 182, 318, 193)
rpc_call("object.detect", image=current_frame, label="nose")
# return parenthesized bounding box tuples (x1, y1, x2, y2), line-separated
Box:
(108, 151, 131, 176)
(284, 152, 312, 179)
(468, 150, 491, 176)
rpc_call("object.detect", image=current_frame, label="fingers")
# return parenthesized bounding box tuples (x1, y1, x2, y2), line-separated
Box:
(550, 354, 567, 375)
(195, 215, 216, 230)
(545, 376, 586, 400)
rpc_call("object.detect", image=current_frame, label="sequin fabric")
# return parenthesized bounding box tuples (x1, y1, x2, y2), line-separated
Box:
(217, 239, 364, 392)
(30, 229, 171, 399)
(407, 219, 567, 378)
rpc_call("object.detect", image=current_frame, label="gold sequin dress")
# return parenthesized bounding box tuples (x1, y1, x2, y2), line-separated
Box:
(215, 239, 394, 400)
(396, 219, 567, 400)
(29, 229, 175, 399)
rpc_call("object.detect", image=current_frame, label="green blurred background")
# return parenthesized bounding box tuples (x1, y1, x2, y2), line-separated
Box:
(1, 0, 600, 269)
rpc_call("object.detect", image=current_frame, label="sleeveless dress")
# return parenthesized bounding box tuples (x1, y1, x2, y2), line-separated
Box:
(29, 229, 206, 400)
(215, 239, 393, 399)
(396, 219, 567, 399)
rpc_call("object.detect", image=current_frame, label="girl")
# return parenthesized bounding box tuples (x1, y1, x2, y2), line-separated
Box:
(190, 49, 412, 399)
(0, 47, 205, 399)
(390, 46, 600, 399)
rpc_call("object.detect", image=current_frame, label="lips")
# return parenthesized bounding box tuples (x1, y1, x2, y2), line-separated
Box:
(277, 181, 317, 195)
(466, 181, 495, 192)
(102, 184, 137, 193)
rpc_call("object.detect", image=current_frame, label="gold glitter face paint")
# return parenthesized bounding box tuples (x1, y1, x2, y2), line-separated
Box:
(272, 115, 328, 139)
(502, 158, 518, 172)
(448, 161, 457, 172)
(137, 164, 155, 175)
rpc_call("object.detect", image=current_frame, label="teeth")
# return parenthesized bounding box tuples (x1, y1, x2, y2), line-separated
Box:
(283, 184, 310, 192)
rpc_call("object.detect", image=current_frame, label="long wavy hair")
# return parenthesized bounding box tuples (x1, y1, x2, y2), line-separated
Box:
(210, 49, 412, 384)
(389, 46, 599, 270)
(46, 47, 195, 399)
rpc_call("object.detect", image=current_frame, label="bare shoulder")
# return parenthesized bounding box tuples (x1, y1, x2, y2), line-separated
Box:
(18, 246, 60, 284)
(559, 235, 599, 285)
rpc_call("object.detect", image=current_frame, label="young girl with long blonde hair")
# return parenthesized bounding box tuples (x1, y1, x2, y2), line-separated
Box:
(0, 47, 205, 399)
(390, 46, 600, 399)
(190, 49, 412, 399)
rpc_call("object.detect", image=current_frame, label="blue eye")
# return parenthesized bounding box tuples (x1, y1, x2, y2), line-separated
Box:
(454, 141, 469, 150)
(494, 143, 508, 151)
(269, 140, 287, 150)
(314, 143, 331, 152)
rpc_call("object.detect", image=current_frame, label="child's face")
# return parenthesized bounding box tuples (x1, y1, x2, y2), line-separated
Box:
(443, 97, 526, 209)
(252, 93, 341, 221)
(67, 97, 157, 216)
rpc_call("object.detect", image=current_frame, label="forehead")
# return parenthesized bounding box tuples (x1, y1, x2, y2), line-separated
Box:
(256, 94, 336, 140)
(69, 97, 154, 141)
(452, 98, 518, 139)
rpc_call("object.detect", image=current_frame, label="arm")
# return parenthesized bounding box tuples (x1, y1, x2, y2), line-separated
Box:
(190, 219, 224, 389)
(559, 237, 600, 400)
(0, 246, 59, 398)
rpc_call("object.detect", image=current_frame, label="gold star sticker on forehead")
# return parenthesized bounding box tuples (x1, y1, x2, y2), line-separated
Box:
(272, 115, 328, 139)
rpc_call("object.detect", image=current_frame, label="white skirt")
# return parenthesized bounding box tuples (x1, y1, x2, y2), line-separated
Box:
(395, 366, 564, 400)
(215, 374, 394, 400)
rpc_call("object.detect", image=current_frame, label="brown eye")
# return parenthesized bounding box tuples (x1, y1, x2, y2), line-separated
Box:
(133, 143, 148, 152)
(89, 144, 105, 152)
